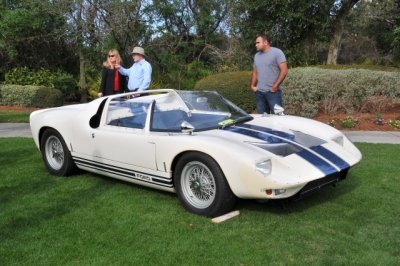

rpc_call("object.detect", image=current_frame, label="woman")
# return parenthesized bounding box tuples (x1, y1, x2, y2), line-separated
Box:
(98, 49, 127, 97)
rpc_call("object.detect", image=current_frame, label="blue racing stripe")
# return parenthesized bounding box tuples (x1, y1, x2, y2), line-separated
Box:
(225, 124, 349, 175)
(311, 145, 350, 170)
(224, 124, 338, 175)
(224, 126, 285, 143)
(238, 124, 295, 141)
(297, 150, 338, 175)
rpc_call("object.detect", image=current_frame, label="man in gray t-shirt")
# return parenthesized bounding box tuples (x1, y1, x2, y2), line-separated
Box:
(251, 35, 288, 114)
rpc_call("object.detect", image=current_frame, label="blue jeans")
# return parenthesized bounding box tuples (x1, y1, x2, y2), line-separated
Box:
(255, 90, 283, 114)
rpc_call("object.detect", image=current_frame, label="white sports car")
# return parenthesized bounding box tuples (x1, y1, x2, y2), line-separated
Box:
(30, 89, 362, 216)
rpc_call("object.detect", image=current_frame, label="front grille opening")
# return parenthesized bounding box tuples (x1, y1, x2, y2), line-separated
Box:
(291, 168, 350, 201)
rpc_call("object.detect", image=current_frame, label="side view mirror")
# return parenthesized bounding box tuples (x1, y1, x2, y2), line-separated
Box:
(181, 121, 195, 135)
(274, 104, 285, 115)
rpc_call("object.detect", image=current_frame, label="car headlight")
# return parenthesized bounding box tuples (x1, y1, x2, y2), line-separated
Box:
(332, 135, 344, 146)
(256, 159, 272, 176)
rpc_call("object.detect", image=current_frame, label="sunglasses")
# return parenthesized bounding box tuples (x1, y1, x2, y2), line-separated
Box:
(108, 55, 115, 58)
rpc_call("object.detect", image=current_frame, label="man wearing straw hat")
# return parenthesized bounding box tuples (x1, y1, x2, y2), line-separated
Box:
(116, 46, 152, 92)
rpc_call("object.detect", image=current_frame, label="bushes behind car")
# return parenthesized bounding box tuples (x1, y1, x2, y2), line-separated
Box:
(194, 67, 400, 117)
(4, 67, 79, 101)
(0, 84, 63, 108)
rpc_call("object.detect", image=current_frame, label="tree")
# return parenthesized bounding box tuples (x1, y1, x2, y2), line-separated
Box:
(76, 0, 88, 102)
(146, 0, 233, 88)
(0, 0, 76, 72)
(231, 0, 366, 66)
(344, 0, 400, 65)
(231, 0, 338, 66)
(326, 0, 361, 65)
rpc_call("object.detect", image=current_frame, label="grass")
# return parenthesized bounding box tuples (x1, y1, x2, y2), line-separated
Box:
(0, 110, 32, 123)
(0, 138, 399, 265)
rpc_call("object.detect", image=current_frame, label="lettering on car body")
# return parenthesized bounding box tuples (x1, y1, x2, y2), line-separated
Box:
(135, 173, 152, 181)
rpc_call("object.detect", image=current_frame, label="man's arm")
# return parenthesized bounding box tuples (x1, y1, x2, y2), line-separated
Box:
(115, 64, 129, 76)
(251, 67, 258, 92)
(270, 62, 288, 92)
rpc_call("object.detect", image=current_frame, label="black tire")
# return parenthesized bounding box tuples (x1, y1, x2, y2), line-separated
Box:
(40, 128, 76, 176)
(174, 152, 236, 217)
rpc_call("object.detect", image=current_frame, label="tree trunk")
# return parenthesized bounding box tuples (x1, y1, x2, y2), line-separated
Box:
(326, 20, 344, 65)
(79, 49, 88, 103)
(326, 0, 361, 65)
(76, 0, 87, 102)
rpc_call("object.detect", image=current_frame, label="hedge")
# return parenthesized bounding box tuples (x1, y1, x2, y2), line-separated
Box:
(4, 67, 78, 101)
(194, 71, 255, 112)
(0, 84, 63, 108)
(194, 67, 400, 117)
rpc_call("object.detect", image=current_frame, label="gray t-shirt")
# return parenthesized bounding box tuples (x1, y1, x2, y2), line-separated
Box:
(253, 47, 287, 92)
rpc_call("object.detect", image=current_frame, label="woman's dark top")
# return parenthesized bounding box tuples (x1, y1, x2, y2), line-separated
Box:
(100, 67, 127, 96)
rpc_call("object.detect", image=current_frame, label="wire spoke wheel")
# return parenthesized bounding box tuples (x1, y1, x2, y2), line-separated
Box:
(181, 161, 216, 209)
(40, 129, 76, 176)
(175, 152, 236, 216)
(44, 135, 65, 170)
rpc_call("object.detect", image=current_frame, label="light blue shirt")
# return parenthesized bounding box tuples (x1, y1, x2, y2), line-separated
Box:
(118, 59, 152, 91)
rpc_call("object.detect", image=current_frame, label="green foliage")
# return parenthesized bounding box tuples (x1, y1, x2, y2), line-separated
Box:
(52, 71, 78, 101)
(318, 64, 400, 72)
(0, 85, 63, 108)
(194, 71, 255, 113)
(31, 87, 63, 108)
(86, 73, 102, 100)
(392, 27, 400, 66)
(232, 1, 336, 66)
(327, 118, 340, 128)
(388, 119, 400, 129)
(150, 50, 213, 89)
(183, 61, 213, 89)
(340, 116, 359, 128)
(0, 4, 74, 71)
(5, 67, 54, 86)
(4, 67, 78, 100)
(285, 67, 400, 116)
(195, 67, 400, 117)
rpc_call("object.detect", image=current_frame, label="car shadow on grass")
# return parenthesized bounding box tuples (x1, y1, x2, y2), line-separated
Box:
(79, 171, 360, 217)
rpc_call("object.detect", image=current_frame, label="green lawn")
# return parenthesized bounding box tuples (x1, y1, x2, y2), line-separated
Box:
(1, 138, 399, 265)
(0, 110, 32, 123)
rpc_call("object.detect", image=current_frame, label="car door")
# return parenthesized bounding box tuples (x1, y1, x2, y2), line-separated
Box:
(88, 126, 157, 171)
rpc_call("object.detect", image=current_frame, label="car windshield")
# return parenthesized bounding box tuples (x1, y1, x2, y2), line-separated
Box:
(151, 90, 252, 132)
(105, 90, 252, 132)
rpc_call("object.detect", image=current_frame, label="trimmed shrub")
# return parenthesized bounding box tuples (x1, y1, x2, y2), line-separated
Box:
(194, 71, 255, 113)
(31, 87, 63, 108)
(52, 71, 79, 101)
(195, 67, 400, 117)
(4, 67, 78, 100)
(0, 84, 63, 108)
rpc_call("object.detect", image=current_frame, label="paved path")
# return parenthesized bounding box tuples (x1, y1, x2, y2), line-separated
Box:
(341, 130, 400, 144)
(0, 123, 32, 137)
(0, 123, 399, 144)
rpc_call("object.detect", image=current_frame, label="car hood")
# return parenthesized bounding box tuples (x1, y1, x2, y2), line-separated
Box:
(200, 114, 361, 172)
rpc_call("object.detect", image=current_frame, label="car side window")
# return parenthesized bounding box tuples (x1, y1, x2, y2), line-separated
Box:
(106, 98, 149, 129)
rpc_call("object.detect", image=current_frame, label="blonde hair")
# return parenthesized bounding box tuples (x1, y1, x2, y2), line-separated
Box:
(103, 49, 122, 69)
